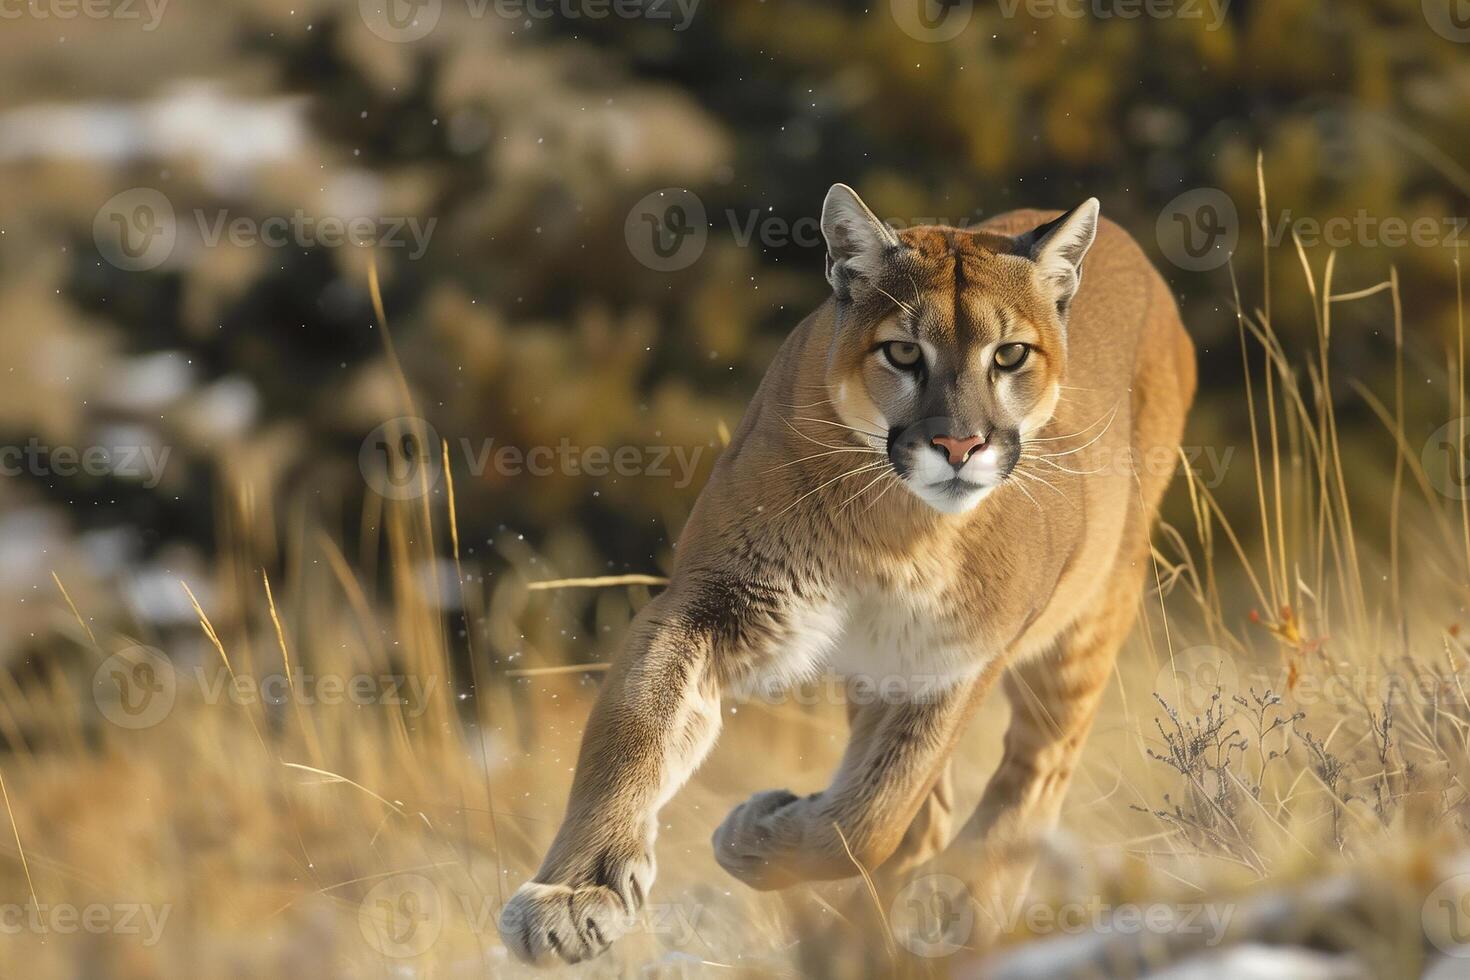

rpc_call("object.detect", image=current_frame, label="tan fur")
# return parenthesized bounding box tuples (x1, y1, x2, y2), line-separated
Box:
(498, 189, 1196, 965)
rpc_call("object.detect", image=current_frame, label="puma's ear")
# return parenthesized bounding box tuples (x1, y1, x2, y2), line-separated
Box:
(1016, 198, 1100, 316)
(821, 183, 899, 297)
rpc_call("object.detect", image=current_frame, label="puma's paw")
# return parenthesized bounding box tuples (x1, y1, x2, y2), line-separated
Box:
(711, 788, 811, 890)
(497, 846, 655, 965)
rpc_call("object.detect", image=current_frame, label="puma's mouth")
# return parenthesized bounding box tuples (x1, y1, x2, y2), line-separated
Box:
(912, 476, 995, 514)
(924, 477, 987, 494)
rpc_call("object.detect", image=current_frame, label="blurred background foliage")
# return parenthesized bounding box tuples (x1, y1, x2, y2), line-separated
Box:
(0, 0, 1466, 673)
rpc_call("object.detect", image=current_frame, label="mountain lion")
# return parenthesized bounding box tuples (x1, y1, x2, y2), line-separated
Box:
(499, 185, 1196, 964)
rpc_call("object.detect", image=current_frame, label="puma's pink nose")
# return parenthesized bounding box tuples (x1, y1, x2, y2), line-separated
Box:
(930, 433, 987, 466)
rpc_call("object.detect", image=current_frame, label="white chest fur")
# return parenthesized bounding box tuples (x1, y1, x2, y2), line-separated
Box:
(826, 588, 995, 693)
(738, 585, 999, 705)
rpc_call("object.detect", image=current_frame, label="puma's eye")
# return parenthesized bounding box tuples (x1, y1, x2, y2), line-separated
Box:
(993, 343, 1030, 371)
(883, 342, 923, 370)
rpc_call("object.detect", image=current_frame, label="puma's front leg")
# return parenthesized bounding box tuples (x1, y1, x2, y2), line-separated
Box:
(712, 676, 983, 890)
(498, 597, 721, 965)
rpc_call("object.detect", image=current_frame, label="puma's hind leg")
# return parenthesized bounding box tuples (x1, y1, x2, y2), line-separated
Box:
(819, 688, 959, 880)
(841, 687, 957, 877)
(880, 761, 954, 876)
(940, 547, 1148, 935)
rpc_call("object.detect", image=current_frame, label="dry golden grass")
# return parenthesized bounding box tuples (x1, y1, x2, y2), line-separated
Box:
(6, 178, 1470, 978)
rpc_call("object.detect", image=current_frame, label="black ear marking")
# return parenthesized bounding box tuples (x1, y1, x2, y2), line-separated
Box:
(1012, 198, 1100, 317)
(1012, 209, 1073, 259)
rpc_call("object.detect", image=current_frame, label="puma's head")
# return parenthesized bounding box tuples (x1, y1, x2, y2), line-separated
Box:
(819, 184, 1099, 515)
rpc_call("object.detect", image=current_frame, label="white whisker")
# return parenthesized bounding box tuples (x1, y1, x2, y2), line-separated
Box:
(779, 416, 851, 452)
(863, 473, 902, 512)
(904, 271, 923, 311)
(780, 397, 838, 411)
(1024, 406, 1119, 459)
(837, 470, 893, 511)
(790, 416, 887, 442)
(1023, 403, 1120, 444)
(872, 283, 915, 319)
(1009, 477, 1043, 513)
(1009, 467, 1066, 498)
(764, 447, 886, 474)
(1017, 455, 1103, 477)
(769, 461, 891, 519)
